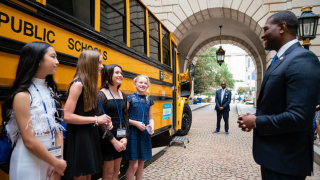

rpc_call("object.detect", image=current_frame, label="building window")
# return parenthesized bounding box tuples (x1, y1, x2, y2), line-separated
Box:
(129, 0, 146, 54)
(149, 14, 160, 61)
(47, 0, 93, 26)
(100, 0, 126, 43)
(162, 26, 170, 67)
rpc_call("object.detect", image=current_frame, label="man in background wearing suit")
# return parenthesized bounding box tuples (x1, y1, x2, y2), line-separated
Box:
(237, 11, 320, 179)
(213, 82, 231, 135)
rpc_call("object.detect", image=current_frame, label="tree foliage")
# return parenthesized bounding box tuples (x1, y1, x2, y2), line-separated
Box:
(194, 47, 235, 95)
(237, 87, 246, 95)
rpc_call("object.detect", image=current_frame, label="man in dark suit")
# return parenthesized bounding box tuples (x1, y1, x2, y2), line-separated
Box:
(213, 82, 231, 134)
(237, 11, 320, 179)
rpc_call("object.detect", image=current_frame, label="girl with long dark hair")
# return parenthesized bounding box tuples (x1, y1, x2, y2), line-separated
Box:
(0, 41, 66, 180)
(96, 64, 129, 180)
(63, 50, 111, 180)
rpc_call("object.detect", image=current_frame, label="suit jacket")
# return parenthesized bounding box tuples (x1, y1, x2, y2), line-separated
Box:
(254, 42, 320, 176)
(215, 89, 231, 111)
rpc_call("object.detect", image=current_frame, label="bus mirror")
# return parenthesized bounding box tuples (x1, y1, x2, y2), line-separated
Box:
(188, 63, 195, 78)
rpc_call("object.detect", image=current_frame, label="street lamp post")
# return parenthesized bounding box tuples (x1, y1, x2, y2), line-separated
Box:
(216, 26, 225, 66)
(298, 6, 320, 50)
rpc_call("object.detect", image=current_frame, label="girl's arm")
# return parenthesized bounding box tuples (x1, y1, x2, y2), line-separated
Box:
(54, 131, 64, 158)
(48, 130, 64, 178)
(64, 82, 110, 124)
(63, 82, 95, 124)
(13, 91, 66, 176)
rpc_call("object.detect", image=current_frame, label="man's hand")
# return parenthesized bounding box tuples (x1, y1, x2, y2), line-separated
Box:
(218, 107, 224, 111)
(237, 113, 256, 132)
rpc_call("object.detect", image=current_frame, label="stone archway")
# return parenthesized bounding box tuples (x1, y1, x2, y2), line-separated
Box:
(186, 35, 263, 101)
(141, 0, 320, 102)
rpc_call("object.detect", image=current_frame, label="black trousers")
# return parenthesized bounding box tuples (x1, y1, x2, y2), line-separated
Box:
(216, 110, 229, 132)
(261, 166, 306, 180)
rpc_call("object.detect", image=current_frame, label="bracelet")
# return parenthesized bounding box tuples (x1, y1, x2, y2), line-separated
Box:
(97, 116, 99, 126)
(94, 116, 98, 126)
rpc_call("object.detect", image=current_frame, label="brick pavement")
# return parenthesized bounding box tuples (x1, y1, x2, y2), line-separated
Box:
(143, 104, 320, 180)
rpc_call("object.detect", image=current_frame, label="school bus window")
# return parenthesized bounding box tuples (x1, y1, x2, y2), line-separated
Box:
(104, 0, 125, 14)
(46, 0, 93, 26)
(129, 0, 146, 54)
(149, 13, 160, 61)
(162, 27, 170, 67)
(100, 0, 126, 43)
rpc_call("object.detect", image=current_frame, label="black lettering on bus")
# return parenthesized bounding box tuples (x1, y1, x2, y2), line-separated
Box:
(103, 51, 107, 60)
(23, 21, 33, 37)
(34, 25, 42, 40)
(68, 38, 74, 50)
(75, 41, 81, 52)
(88, 45, 93, 50)
(94, 47, 98, 51)
(11, 16, 22, 33)
(0, 12, 9, 25)
(43, 28, 46, 41)
(81, 43, 87, 51)
(47, 30, 55, 43)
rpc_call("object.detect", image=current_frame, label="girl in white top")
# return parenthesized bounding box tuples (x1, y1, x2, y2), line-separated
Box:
(1, 42, 66, 180)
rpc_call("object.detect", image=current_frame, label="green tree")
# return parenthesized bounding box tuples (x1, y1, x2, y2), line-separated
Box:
(237, 87, 246, 95)
(194, 46, 235, 94)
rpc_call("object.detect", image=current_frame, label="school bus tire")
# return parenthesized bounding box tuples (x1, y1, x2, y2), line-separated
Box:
(177, 104, 192, 136)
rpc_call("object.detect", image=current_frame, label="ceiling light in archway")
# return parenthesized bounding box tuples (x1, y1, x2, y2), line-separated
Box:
(216, 25, 225, 66)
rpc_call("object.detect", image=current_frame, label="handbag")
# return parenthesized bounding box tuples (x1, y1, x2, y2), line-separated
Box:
(0, 128, 13, 174)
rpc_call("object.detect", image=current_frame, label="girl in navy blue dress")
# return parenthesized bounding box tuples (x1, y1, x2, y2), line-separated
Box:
(125, 75, 154, 180)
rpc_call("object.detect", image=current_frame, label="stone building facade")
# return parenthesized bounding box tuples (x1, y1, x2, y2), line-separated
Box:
(141, 0, 320, 100)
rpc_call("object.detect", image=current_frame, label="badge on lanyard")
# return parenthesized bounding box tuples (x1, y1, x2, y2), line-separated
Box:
(47, 146, 62, 158)
(108, 89, 126, 138)
(117, 128, 126, 138)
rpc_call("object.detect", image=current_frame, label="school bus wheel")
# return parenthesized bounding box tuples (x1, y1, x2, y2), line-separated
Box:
(177, 104, 192, 136)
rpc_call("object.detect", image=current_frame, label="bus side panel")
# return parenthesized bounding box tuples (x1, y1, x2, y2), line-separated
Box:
(0, 3, 173, 84)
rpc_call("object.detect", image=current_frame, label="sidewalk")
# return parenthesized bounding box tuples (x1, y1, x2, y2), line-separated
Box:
(143, 104, 320, 179)
(189, 103, 212, 111)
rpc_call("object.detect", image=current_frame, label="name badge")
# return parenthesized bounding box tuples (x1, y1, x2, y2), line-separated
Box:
(47, 146, 62, 158)
(225, 94, 228, 99)
(117, 128, 126, 138)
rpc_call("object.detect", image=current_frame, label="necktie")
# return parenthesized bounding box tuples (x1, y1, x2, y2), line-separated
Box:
(270, 55, 278, 67)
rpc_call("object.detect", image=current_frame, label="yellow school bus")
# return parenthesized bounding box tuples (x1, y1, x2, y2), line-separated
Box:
(0, 0, 194, 178)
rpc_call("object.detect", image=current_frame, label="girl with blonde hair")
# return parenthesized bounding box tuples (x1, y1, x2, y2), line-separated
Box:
(63, 50, 111, 180)
(125, 75, 154, 180)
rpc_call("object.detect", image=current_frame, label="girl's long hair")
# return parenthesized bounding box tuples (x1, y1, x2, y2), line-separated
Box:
(101, 64, 122, 90)
(1, 41, 62, 133)
(133, 75, 151, 100)
(72, 50, 101, 112)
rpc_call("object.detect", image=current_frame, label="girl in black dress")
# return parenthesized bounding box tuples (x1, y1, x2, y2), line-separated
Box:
(63, 50, 111, 180)
(96, 64, 129, 180)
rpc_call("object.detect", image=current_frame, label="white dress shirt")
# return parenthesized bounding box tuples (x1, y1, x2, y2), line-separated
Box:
(277, 39, 299, 58)
(221, 89, 225, 104)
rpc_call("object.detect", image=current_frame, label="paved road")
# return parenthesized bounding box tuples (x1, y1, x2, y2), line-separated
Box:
(143, 104, 320, 180)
